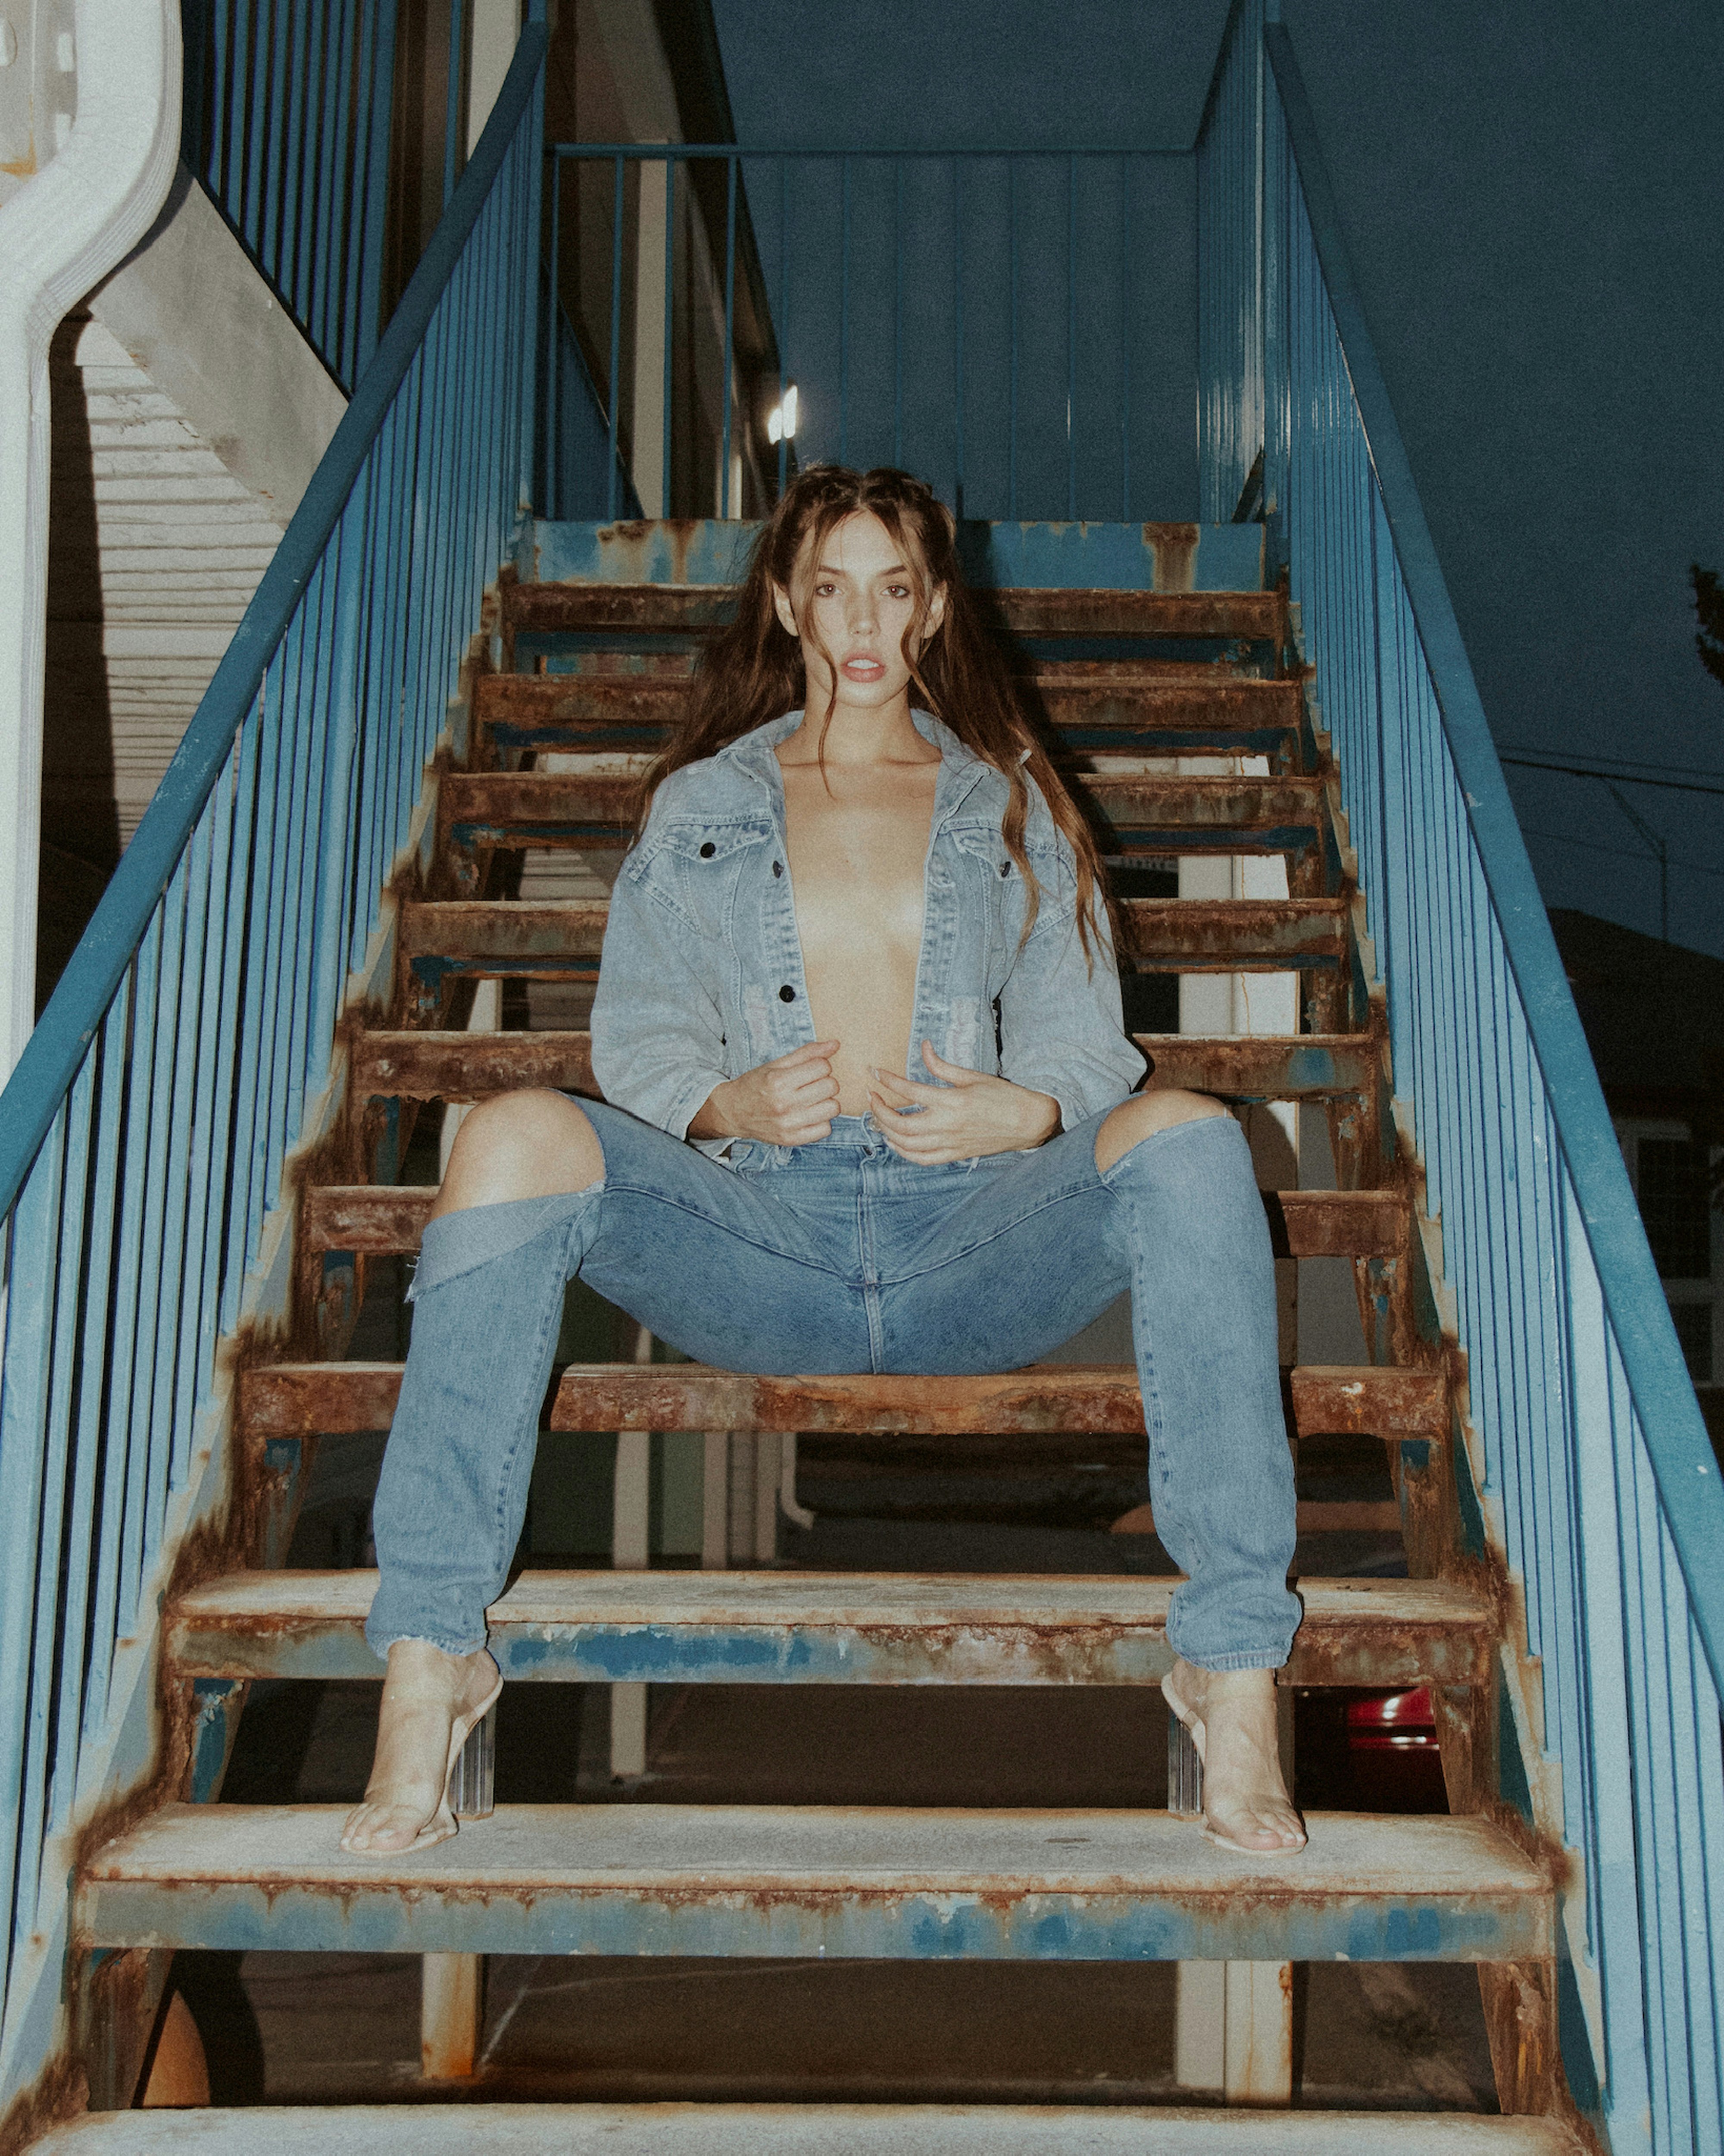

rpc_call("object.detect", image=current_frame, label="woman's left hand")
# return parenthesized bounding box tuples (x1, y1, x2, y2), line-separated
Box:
(867, 1041, 1060, 1164)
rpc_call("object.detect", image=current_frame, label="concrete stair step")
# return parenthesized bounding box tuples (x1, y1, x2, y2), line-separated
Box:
(168, 1572, 1488, 1688)
(396, 896, 1349, 979)
(29, 2102, 1588, 2153)
(504, 584, 1286, 645)
(348, 1030, 1377, 1107)
(81, 1805, 1549, 1963)
(240, 1361, 1446, 1442)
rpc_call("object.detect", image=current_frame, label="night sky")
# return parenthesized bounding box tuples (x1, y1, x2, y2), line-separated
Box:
(709, 0, 1724, 957)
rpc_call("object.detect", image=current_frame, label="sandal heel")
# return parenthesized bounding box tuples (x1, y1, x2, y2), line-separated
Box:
(1168, 1706, 1205, 1819)
(447, 1699, 497, 1820)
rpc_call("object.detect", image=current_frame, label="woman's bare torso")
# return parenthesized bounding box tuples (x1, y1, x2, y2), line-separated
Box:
(777, 746, 941, 1114)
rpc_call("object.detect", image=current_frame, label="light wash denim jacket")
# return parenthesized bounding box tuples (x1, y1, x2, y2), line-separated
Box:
(590, 707, 1146, 1154)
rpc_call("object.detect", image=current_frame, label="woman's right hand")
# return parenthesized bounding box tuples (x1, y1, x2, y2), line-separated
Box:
(689, 1040, 842, 1145)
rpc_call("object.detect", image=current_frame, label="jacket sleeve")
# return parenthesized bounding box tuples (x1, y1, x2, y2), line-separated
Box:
(995, 848, 1146, 1130)
(589, 841, 730, 1142)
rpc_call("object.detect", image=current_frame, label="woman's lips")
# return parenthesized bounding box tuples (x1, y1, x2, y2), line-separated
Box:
(841, 657, 886, 681)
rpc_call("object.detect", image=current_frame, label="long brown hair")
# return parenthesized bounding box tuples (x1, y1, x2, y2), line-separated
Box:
(635, 464, 1107, 958)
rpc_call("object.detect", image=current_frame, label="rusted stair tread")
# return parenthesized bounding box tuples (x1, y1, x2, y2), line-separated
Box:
(81, 1804, 1550, 1962)
(439, 769, 1323, 841)
(241, 1361, 1444, 1439)
(27, 2103, 1591, 2153)
(303, 1182, 1401, 1259)
(169, 1572, 1489, 1689)
(473, 669, 1302, 739)
(349, 1031, 1377, 1105)
(396, 896, 1348, 973)
(505, 583, 1286, 644)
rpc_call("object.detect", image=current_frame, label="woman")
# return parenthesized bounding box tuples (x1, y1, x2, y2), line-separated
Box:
(343, 466, 1305, 1859)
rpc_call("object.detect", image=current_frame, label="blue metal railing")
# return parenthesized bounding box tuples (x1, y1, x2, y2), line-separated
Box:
(548, 144, 1183, 523)
(1200, 7, 1724, 2149)
(0, 22, 546, 2096)
(180, 0, 403, 391)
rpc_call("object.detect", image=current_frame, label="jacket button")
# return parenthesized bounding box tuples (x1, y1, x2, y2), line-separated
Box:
(778, 984, 796, 1002)
(700, 841, 716, 858)
(772, 859, 783, 877)
(1000, 861, 1011, 876)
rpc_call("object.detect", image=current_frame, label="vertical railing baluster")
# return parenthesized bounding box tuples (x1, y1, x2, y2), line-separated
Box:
(444, 0, 468, 210)
(662, 155, 675, 516)
(354, 0, 401, 380)
(721, 156, 737, 517)
(1066, 151, 1077, 519)
(0, 1120, 67, 2015)
(893, 161, 903, 468)
(607, 155, 625, 521)
(777, 160, 790, 499)
(1007, 161, 1018, 517)
(952, 159, 963, 516)
(546, 154, 562, 517)
(1119, 155, 1130, 522)
(840, 156, 850, 466)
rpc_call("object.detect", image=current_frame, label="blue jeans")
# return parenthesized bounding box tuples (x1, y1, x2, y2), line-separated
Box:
(366, 1103, 1301, 1670)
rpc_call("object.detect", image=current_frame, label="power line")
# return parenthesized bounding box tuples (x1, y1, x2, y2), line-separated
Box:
(1521, 825, 1724, 880)
(1499, 743, 1724, 784)
(1501, 755, 1724, 799)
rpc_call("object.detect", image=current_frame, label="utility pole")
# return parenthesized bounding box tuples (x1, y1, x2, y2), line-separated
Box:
(1604, 781, 1670, 945)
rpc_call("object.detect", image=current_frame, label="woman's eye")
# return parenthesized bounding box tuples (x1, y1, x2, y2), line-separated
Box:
(814, 582, 837, 597)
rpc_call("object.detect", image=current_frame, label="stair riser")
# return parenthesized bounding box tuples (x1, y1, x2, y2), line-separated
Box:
(398, 898, 1347, 973)
(80, 1878, 1545, 1966)
(301, 1183, 1404, 1261)
(350, 1033, 1378, 1106)
(240, 1363, 1446, 1441)
(168, 1617, 1484, 1690)
(505, 586, 1287, 643)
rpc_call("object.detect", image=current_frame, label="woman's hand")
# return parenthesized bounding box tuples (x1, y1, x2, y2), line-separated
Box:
(868, 1041, 1059, 1164)
(690, 1040, 841, 1145)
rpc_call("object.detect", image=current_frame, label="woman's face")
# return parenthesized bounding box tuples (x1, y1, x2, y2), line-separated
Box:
(773, 509, 946, 718)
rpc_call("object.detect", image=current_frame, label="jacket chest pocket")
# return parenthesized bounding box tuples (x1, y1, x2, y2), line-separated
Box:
(631, 818, 773, 940)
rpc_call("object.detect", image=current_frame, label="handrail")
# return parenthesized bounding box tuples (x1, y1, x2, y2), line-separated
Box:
(1262, 25, 1724, 1685)
(0, 19, 547, 2087)
(1199, 9, 1724, 2145)
(0, 25, 547, 1229)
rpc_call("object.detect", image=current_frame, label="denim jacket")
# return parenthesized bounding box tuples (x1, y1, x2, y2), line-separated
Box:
(590, 707, 1146, 1153)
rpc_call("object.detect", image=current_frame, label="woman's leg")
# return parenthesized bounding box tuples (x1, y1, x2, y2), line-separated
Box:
(346, 1090, 605, 1853)
(347, 1097, 870, 1853)
(1095, 1089, 1304, 1852)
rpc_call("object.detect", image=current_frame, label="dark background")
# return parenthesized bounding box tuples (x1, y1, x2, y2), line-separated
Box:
(710, 0, 1724, 955)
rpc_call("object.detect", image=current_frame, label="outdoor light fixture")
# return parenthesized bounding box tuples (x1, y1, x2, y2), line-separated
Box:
(766, 385, 798, 444)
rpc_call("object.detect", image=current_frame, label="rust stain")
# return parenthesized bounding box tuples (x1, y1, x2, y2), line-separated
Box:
(506, 581, 1284, 645)
(353, 1029, 597, 1102)
(1115, 897, 1345, 969)
(1290, 1365, 1448, 1439)
(1143, 522, 1199, 593)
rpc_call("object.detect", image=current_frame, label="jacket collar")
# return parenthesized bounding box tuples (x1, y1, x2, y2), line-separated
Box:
(721, 707, 1000, 825)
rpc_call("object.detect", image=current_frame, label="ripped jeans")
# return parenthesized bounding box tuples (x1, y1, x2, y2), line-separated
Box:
(366, 1101, 1301, 1671)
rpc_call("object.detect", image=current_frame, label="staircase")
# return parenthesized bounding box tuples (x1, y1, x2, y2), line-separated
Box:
(36, 552, 1586, 2151)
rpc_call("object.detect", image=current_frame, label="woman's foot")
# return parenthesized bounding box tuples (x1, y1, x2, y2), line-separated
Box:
(1162, 1657, 1307, 1854)
(340, 1640, 501, 1856)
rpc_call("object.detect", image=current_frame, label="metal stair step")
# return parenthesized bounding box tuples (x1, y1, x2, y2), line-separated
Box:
(349, 1030, 1377, 1106)
(396, 895, 1349, 979)
(438, 771, 1324, 865)
(505, 583, 1286, 645)
(28, 2102, 1588, 2154)
(472, 667, 1302, 750)
(303, 1180, 1401, 1261)
(81, 1804, 1549, 1963)
(241, 1361, 1446, 1442)
(28, 2101, 1590, 2153)
(168, 1572, 1489, 1688)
